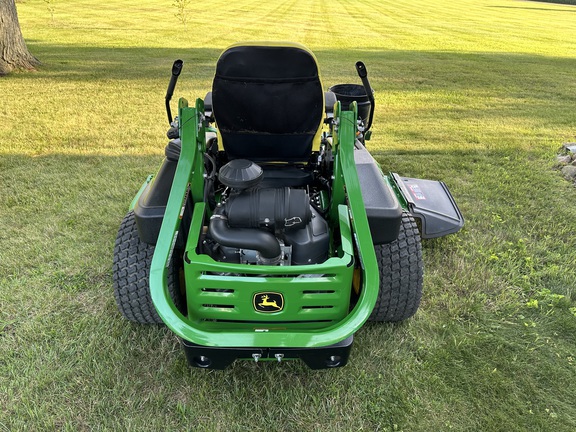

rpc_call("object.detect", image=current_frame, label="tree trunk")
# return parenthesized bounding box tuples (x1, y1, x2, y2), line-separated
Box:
(0, 0, 40, 75)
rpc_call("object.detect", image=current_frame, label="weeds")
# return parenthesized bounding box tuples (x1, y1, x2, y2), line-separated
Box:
(43, 0, 56, 23)
(173, 0, 191, 28)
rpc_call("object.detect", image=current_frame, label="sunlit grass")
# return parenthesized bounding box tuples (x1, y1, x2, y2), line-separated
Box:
(1, 0, 576, 430)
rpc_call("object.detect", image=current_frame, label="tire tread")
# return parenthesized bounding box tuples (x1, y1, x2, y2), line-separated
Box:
(368, 213, 423, 322)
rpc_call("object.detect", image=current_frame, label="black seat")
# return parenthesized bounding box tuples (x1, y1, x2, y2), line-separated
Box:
(212, 43, 325, 162)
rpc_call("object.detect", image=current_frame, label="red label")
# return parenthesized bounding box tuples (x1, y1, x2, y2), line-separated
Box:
(409, 184, 426, 200)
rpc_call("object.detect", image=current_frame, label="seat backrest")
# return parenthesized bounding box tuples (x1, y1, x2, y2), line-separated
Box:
(212, 43, 324, 162)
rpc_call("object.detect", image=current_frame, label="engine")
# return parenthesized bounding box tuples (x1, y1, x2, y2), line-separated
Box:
(205, 159, 330, 266)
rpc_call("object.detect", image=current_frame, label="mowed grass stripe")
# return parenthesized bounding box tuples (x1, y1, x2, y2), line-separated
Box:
(1, 0, 576, 431)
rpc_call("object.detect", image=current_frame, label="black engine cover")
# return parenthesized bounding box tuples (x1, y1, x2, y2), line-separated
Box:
(225, 187, 312, 231)
(283, 207, 329, 265)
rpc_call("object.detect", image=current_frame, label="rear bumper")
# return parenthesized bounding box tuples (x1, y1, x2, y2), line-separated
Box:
(181, 335, 354, 370)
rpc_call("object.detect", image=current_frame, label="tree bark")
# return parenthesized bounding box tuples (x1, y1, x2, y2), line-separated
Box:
(0, 0, 40, 75)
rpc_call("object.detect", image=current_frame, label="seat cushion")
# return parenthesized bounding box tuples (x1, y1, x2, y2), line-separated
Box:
(212, 44, 324, 162)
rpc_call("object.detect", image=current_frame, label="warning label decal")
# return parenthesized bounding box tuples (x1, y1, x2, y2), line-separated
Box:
(409, 184, 426, 200)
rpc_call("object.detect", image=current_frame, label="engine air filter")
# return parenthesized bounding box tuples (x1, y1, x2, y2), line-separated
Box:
(218, 159, 263, 190)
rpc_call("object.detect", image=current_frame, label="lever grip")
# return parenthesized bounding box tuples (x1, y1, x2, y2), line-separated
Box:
(166, 59, 184, 101)
(165, 59, 184, 124)
(355, 61, 368, 78)
(354, 61, 375, 131)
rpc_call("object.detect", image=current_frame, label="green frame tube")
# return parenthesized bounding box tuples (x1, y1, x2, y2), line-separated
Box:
(150, 99, 379, 348)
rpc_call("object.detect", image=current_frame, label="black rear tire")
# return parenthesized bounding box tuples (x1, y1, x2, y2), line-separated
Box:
(368, 213, 423, 322)
(112, 211, 183, 324)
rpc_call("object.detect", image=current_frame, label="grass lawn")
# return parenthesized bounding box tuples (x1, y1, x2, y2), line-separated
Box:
(1, 0, 576, 430)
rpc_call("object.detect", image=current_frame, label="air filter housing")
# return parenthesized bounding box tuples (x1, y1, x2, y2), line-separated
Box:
(218, 159, 263, 190)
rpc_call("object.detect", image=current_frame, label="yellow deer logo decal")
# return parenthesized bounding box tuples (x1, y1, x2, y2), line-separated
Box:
(259, 295, 280, 309)
(254, 292, 284, 313)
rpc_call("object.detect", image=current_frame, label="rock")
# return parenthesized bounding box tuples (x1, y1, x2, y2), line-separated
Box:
(561, 165, 576, 181)
(556, 155, 572, 165)
(563, 143, 576, 153)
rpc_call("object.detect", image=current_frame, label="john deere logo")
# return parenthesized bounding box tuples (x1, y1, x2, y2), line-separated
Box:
(254, 292, 284, 313)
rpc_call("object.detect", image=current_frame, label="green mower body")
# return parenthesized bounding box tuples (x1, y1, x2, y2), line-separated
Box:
(113, 42, 463, 369)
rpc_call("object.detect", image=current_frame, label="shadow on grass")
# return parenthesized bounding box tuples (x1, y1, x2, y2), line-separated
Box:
(2, 148, 576, 431)
(17, 43, 223, 82)
(526, 0, 576, 5)
(19, 42, 576, 89)
(488, 5, 576, 12)
(10, 43, 574, 134)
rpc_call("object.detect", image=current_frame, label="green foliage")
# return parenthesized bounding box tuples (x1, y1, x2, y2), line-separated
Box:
(2, 0, 576, 430)
(173, 0, 191, 28)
